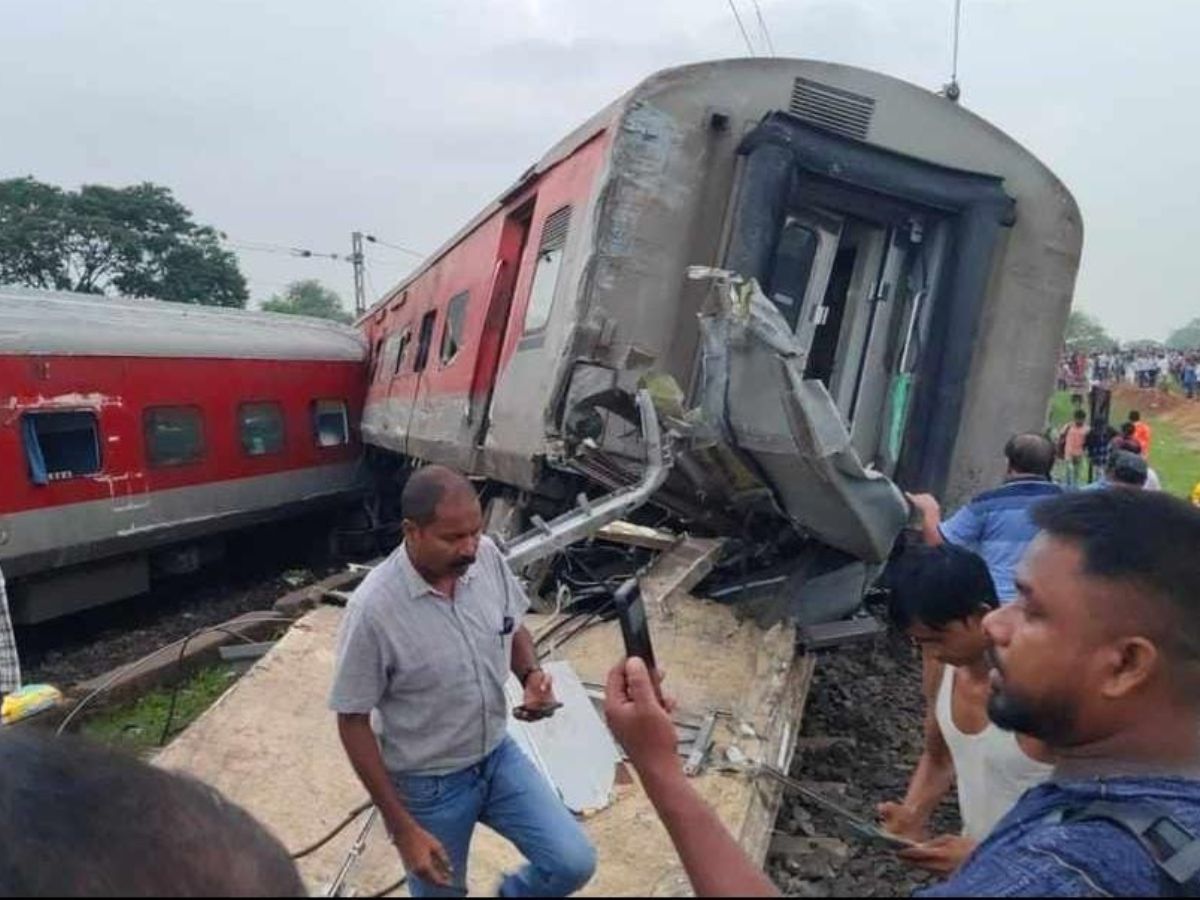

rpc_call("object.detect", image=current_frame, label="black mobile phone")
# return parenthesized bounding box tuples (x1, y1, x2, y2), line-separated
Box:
(614, 577, 657, 673)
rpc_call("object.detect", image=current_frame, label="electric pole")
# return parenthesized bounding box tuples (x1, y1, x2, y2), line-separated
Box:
(351, 231, 366, 316)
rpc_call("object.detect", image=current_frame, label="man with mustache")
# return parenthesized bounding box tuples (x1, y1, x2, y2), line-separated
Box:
(920, 490, 1200, 896)
(330, 465, 596, 897)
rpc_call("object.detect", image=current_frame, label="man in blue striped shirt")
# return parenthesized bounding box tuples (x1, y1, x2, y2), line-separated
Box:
(908, 434, 1062, 602)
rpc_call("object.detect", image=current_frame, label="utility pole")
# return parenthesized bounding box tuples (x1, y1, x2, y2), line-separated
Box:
(351, 231, 366, 316)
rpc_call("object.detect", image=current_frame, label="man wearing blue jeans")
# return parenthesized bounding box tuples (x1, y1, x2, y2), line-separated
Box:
(329, 466, 596, 897)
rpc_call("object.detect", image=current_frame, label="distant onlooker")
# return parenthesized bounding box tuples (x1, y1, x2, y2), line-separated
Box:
(0, 731, 305, 896)
(1184, 362, 1198, 400)
(1086, 450, 1149, 491)
(908, 434, 1062, 603)
(1056, 411, 1088, 488)
(1129, 410, 1153, 459)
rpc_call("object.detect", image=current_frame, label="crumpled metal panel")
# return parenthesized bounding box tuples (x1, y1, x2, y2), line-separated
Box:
(698, 281, 907, 563)
(0, 286, 365, 361)
(505, 660, 621, 814)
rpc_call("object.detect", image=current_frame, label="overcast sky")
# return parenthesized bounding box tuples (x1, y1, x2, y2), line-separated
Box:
(2, 0, 1196, 340)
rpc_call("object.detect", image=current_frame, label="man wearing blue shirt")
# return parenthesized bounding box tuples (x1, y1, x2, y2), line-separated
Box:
(920, 490, 1200, 897)
(908, 434, 1062, 602)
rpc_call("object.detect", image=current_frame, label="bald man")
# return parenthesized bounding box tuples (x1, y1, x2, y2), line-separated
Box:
(330, 466, 596, 897)
(908, 434, 1063, 603)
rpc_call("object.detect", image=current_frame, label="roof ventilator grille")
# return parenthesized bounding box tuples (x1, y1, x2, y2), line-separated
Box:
(789, 77, 875, 141)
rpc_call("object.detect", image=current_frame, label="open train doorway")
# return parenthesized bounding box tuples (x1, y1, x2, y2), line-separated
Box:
(724, 112, 1014, 489)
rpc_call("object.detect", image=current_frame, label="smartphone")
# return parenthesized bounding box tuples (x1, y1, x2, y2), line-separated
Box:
(613, 577, 666, 707)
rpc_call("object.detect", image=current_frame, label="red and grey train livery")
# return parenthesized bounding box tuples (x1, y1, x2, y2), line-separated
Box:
(0, 288, 367, 623)
(357, 59, 1082, 580)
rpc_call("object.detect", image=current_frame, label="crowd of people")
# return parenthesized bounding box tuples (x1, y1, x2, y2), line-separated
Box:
(1060, 348, 1200, 397)
(2, 450, 1199, 897)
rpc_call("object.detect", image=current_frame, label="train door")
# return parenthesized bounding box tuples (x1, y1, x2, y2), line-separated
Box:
(468, 202, 534, 445)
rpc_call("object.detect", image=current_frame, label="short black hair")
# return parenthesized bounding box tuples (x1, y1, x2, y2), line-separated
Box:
(887, 543, 999, 631)
(0, 732, 304, 896)
(401, 464, 477, 526)
(1121, 421, 1137, 438)
(1073, 410, 1087, 423)
(1129, 410, 1142, 422)
(1005, 433, 1056, 478)
(1107, 450, 1148, 486)
(1032, 491, 1200, 674)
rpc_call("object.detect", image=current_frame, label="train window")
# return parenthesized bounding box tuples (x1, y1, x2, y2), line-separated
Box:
(523, 206, 572, 334)
(395, 328, 413, 375)
(370, 337, 385, 381)
(441, 291, 469, 365)
(144, 406, 206, 467)
(312, 400, 350, 447)
(380, 334, 402, 381)
(413, 311, 437, 373)
(21, 411, 101, 485)
(239, 402, 286, 457)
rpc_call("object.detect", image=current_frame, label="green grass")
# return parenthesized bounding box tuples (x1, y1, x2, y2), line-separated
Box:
(82, 663, 242, 756)
(1046, 390, 1199, 499)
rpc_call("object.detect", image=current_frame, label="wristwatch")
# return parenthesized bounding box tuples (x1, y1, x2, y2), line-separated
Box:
(518, 666, 543, 688)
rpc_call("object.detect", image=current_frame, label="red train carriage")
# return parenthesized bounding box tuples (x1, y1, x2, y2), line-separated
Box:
(0, 288, 367, 623)
(358, 58, 1081, 586)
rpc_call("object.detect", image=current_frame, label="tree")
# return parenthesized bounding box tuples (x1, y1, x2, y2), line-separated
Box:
(260, 280, 352, 324)
(1064, 309, 1117, 353)
(1167, 318, 1200, 351)
(0, 176, 247, 307)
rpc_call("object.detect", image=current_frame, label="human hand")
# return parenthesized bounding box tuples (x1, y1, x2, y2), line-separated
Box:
(905, 492, 941, 524)
(897, 833, 976, 875)
(393, 824, 454, 888)
(604, 658, 678, 782)
(876, 801, 928, 844)
(522, 669, 557, 711)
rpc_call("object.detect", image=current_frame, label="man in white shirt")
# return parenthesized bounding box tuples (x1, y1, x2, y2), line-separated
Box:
(879, 543, 1053, 875)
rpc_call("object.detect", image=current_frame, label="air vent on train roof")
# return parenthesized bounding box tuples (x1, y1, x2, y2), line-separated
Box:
(789, 77, 875, 141)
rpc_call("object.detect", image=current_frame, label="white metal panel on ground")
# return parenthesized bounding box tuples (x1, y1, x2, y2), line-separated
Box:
(504, 661, 621, 815)
(0, 286, 365, 361)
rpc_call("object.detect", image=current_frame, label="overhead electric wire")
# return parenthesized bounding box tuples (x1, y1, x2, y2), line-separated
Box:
(364, 235, 426, 259)
(750, 0, 777, 56)
(725, 0, 757, 56)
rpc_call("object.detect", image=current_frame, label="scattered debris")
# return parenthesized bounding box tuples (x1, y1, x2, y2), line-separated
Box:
(797, 615, 888, 651)
(595, 521, 680, 552)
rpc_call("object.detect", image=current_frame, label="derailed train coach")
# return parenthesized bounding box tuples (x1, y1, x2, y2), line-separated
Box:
(359, 58, 1082, 606)
(0, 289, 368, 623)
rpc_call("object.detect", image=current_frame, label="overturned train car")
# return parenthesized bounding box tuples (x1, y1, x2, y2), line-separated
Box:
(0, 289, 368, 623)
(359, 58, 1082, 598)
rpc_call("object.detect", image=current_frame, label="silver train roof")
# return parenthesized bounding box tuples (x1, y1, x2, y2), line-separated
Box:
(0, 286, 366, 362)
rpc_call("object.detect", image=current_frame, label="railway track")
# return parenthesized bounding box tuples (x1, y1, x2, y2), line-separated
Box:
(15, 519, 353, 689)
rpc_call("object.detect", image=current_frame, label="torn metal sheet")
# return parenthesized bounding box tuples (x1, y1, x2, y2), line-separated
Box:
(504, 660, 622, 814)
(697, 278, 908, 563)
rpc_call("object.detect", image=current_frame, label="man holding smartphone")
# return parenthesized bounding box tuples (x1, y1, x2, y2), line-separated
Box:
(329, 465, 596, 897)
